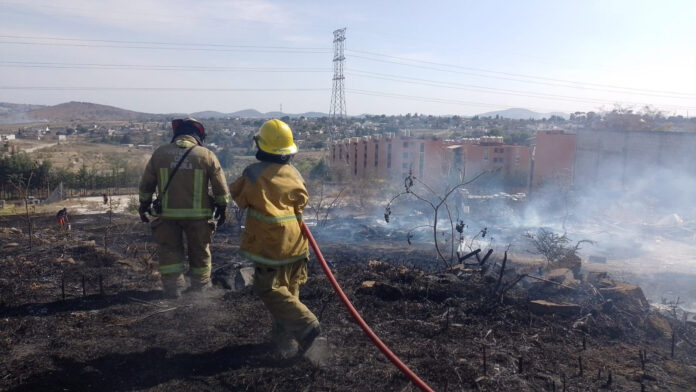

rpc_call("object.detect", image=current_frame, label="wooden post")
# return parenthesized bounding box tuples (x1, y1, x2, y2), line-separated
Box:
(482, 345, 487, 376)
(578, 356, 583, 377)
(61, 273, 65, 301)
(82, 275, 86, 297)
(99, 274, 104, 295)
(671, 331, 676, 358)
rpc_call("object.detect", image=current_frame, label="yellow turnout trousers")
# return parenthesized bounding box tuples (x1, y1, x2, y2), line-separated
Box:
(253, 258, 319, 341)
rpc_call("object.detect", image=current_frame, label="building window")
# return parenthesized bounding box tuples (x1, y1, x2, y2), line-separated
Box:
(403, 141, 409, 148)
(387, 143, 392, 169)
(402, 152, 409, 160)
(363, 143, 368, 168)
(484, 149, 489, 160)
(375, 144, 379, 167)
(419, 143, 425, 177)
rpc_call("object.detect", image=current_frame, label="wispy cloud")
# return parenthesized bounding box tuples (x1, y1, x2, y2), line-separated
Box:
(0, 0, 296, 36)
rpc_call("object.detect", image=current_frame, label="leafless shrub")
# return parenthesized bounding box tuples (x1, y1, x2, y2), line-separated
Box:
(524, 228, 593, 267)
(306, 181, 345, 227)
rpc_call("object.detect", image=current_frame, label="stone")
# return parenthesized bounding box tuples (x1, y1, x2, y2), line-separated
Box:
(645, 314, 671, 338)
(361, 280, 376, 289)
(583, 271, 609, 285)
(212, 265, 254, 292)
(3, 242, 20, 248)
(530, 268, 580, 294)
(599, 282, 649, 308)
(234, 267, 255, 291)
(528, 300, 581, 316)
(553, 253, 582, 277)
(357, 280, 403, 301)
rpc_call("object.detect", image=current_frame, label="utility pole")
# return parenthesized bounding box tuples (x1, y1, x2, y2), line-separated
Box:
(329, 28, 347, 138)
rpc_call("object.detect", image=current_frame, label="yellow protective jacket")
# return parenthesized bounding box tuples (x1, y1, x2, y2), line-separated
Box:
(230, 161, 309, 266)
(139, 135, 229, 219)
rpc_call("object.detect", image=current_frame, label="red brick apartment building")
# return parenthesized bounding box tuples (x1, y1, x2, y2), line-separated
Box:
(444, 137, 532, 186)
(531, 130, 576, 188)
(330, 134, 535, 188)
(330, 133, 449, 181)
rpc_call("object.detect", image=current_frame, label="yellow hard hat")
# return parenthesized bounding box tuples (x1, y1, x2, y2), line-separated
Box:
(255, 119, 298, 155)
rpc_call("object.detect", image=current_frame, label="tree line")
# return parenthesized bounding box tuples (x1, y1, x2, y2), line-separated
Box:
(0, 152, 143, 200)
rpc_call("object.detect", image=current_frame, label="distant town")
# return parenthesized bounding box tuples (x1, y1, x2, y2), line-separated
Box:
(1, 101, 695, 201)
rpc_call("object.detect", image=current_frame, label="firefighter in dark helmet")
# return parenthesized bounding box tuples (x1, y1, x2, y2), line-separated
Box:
(139, 117, 229, 298)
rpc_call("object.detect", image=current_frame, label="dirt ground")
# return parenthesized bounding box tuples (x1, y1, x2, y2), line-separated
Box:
(1, 211, 696, 391)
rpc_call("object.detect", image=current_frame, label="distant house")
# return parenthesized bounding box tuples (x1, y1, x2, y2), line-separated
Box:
(57, 135, 67, 141)
(0, 134, 15, 141)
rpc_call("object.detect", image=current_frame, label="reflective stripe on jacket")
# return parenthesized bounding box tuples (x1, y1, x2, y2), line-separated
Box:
(230, 161, 309, 266)
(139, 135, 229, 219)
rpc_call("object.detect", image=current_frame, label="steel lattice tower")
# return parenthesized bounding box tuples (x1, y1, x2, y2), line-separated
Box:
(329, 28, 347, 122)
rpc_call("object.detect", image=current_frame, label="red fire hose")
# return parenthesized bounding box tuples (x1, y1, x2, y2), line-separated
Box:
(301, 221, 435, 392)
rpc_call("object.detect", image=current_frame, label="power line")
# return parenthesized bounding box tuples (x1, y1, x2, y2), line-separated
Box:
(349, 53, 696, 101)
(347, 89, 515, 109)
(347, 49, 696, 98)
(0, 86, 329, 92)
(0, 34, 330, 51)
(347, 70, 696, 111)
(0, 40, 330, 54)
(0, 61, 330, 73)
(2, 59, 691, 109)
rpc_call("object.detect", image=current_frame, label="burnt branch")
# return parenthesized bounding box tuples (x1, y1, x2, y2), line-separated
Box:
(384, 169, 489, 269)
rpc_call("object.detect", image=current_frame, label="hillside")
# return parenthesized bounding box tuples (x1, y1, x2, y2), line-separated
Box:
(478, 108, 568, 120)
(0, 103, 49, 124)
(24, 101, 156, 122)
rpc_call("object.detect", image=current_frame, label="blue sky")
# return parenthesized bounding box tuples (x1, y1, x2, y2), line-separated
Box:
(0, 0, 694, 116)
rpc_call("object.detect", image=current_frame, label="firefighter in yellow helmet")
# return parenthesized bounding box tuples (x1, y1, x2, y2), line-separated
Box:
(139, 117, 229, 298)
(230, 119, 320, 358)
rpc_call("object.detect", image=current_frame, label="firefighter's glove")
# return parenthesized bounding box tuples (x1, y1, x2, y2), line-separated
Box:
(214, 205, 227, 227)
(138, 201, 152, 223)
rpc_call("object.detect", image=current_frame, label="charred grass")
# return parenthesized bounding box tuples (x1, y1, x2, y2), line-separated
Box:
(1, 213, 696, 391)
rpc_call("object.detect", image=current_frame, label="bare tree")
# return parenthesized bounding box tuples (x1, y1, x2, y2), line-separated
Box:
(306, 181, 345, 227)
(8, 171, 35, 251)
(384, 168, 488, 268)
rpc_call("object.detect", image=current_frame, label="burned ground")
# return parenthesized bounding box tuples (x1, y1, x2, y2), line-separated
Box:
(1, 212, 696, 391)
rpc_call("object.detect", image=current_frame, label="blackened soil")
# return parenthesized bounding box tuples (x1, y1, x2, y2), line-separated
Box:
(1, 213, 696, 391)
